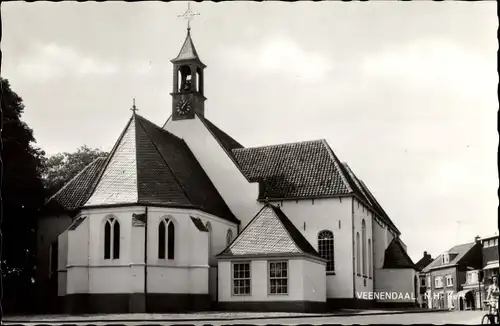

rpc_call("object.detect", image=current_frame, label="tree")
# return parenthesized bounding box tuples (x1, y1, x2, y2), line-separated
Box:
(1, 78, 46, 311)
(41, 145, 107, 198)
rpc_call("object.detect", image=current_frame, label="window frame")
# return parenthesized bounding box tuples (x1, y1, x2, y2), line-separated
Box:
(318, 230, 335, 273)
(158, 218, 175, 260)
(232, 262, 251, 296)
(104, 217, 120, 260)
(268, 260, 289, 296)
(446, 275, 454, 287)
(226, 229, 233, 247)
(435, 276, 444, 289)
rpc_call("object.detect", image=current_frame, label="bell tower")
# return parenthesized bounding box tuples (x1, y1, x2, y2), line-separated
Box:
(171, 5, 206, 121)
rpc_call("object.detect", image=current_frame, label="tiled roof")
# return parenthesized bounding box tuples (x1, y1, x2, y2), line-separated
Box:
(44, 157, 107, 213)
(415, 254, 433, 271)
(232, 140, 352, 199)
(172, 29, 201, 63)
(422, 242, 477, 273)
(217, 204, 321, 259)
(190, 216, 209, 232)
(383, 238, 416, 269)
(84, 113, 239, 224)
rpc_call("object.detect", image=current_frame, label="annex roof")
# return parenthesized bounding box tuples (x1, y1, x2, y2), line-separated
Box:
(217, 204, 321, 259)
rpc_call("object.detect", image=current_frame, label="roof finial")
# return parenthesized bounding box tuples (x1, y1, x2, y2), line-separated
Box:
(131, 98, 138, 114)
(177, 2, 200, 32)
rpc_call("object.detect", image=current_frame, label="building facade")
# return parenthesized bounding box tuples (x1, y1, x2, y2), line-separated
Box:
(415, 251, 433, 308)
(422, 240, 482, 310)
(35, 26, 417, 314)
(480, 234, 499, 309)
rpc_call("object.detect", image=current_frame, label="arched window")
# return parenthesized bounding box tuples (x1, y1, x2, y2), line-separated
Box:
(104, 217, 120, 260)
(356, 232, 361, 274)
(226, 229, 233, 246)
(368, 239, 372, 277)
(318, 230, 335, 272)
(159, 218, 175, 260)
(362, 219, 367, 276)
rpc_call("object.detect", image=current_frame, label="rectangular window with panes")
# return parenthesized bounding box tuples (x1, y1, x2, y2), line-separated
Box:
(269, 261, 288, 295)
(446, 275, 454, 287)
(435, 276, 444, 288)
(232, 262, 251, 295)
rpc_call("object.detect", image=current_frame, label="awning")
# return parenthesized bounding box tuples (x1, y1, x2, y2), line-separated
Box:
(457, 290, 472, 298)
(484, 261, 499, 270)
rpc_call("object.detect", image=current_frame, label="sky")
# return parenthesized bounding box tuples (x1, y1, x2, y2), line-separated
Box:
(2, 1, 498, 263)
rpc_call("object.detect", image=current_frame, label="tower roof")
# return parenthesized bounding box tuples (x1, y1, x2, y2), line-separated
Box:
(172, 29, 203, 63)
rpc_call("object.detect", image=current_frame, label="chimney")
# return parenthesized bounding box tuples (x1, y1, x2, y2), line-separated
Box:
(475, 235, 481, 243)
(424, 251, 427, 256)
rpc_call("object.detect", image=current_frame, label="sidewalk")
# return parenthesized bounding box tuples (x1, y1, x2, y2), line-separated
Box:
(2, 308, 449, 323)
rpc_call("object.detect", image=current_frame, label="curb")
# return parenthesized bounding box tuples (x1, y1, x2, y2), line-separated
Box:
(2, 309, 451, 323)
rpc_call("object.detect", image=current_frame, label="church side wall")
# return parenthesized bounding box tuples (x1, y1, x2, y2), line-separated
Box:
(36, 214, 72, 285)
(373, 221, 387, 270)
(374, 268, 416, 304)
(165, 118, 261, 227)
(67, 216, 90, 294)
(57, 231, 69, 296)
(352, 198, 374, 296)
(268, 197, 353, 299)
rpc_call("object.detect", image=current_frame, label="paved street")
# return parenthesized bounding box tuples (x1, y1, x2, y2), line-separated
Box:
(2, 310, 486, 325)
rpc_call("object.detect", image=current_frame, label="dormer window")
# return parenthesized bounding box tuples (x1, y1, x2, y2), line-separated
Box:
(442, 254, 450, 264)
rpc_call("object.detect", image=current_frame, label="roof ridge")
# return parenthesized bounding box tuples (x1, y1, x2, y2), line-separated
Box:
(234, 139, 325, 152)
(320, 139, 353, 193)
(134, 114, 196, 207)
(46, 156, 106, 205)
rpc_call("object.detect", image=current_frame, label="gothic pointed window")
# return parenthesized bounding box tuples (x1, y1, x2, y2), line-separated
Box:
(318, 230, 335, 272)
(226, 229, 233, 247)
(356, 232, 361, 274)
(104, 217, 120, 260)
(362, 220, 367, 276)
(159, 218, 175, 260)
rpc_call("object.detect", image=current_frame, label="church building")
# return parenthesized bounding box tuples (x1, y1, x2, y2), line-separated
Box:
(36, 24, 417, 314)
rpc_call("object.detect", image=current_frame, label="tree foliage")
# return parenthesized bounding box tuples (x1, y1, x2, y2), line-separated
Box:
(41, 145, 107, 198)
(1, 78, 46, 294)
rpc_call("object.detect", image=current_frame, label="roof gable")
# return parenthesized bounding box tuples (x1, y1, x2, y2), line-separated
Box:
(383, 238, 416, 269)
(232, 140, 352, 200)
(218, 204, 320, 258)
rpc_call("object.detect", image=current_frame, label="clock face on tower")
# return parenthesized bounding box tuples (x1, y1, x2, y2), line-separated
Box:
(176, 99, 192, 115)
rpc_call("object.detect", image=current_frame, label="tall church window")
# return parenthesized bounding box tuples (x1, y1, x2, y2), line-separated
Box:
(368, 239, 372, 277)
(226, 229, 233, 246)
(104, 217, 120, 260)
(159, 218, 175, 260)
(362, 219, 367, 276)
(318, 230, 335, 272)
(356, 232, 361, 274)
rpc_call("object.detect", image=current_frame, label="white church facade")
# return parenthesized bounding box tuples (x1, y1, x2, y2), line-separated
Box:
(35, 27, 417, 314)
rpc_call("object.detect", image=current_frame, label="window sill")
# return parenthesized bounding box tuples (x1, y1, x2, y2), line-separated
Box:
(268, 293, 289, 296)
(363, 275, 368, 279)
(357, 273, 361, 277)
(326, 271, 336, 275)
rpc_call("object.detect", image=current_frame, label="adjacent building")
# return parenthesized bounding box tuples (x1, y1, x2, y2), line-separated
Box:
(480, 234, 499, 309)
(422, 240, 482, 310)
(415, 251, 433, 308)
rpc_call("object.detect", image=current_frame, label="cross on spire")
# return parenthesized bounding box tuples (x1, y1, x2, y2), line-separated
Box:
(177, 2, 200, 31)
(131, 98, 138, 114)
